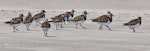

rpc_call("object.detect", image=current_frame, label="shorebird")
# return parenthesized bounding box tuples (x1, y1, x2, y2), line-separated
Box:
(4, 14, 24, 32)
(68, 11, 88, 29)
(123, 17, 142, 32)
(64, 9, 75, 20)
(53, 10, 75, 24)
(92, 11, 113, 31)
(41, 18, 51, 37)
(23, 12, 33, 31)
(32, 10, 46, 26)
(49, 14, 65, 30)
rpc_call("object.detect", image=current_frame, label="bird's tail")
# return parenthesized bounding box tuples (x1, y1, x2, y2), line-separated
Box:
(123, 23, 128, 26)
(92, 19, 98, 22)
(51, 17, 55, 19)
(4, 21, 11, 24)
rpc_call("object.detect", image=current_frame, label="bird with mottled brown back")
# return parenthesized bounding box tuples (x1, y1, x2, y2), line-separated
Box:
(4, 14, 24, 32)
(62, 10, 76, 23)
(92, 15, 110, 22)
(65, 9, 75, 18)
(32, 10, 46, 26)
(123, 17, 142, 32)
(49, 14, 65, 30)
(41, 18, 51, 37)
(23, 12, 33, 31)
(68, 11, 88, 29)
(92, 11, 113, 31)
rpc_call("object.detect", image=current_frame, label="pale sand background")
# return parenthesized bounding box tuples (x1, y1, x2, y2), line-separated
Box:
(0, 0, 150, 51)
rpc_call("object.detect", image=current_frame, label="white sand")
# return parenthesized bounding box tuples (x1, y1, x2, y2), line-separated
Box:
(0, 0, 150, 51)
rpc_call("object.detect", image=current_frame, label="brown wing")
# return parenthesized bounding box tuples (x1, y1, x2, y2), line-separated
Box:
(10, 19, 21, 24)
(33, 13, 45, 19)
(73, 15, 84, 21)
(41, 22, 51, 28)
(126, 19, 141, 25)
(66, 12, 71, 17)
(12, 17, 20, 20)
(53, 18, 63, 22)
(56, 14, 64, 19)
(50, 15, 64, 22)
(93, 15, 109, 22)
(24, 14, 32, 23)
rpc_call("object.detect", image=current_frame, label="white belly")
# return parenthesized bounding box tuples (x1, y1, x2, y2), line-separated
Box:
(97, 21, 111, 26)
(69, 16, 73, 19)
(129, 23, 141, 29)
(25, 22, 32, 27)
(42, 28, 50, 31)
(64, 17, 68, 21)
(75, 20, 86, 24)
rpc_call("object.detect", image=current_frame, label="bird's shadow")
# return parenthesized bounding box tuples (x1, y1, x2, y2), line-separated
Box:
(0, 33, 8, 34)
(29, 30, 41, 31)
(45, 35, 56, 37)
